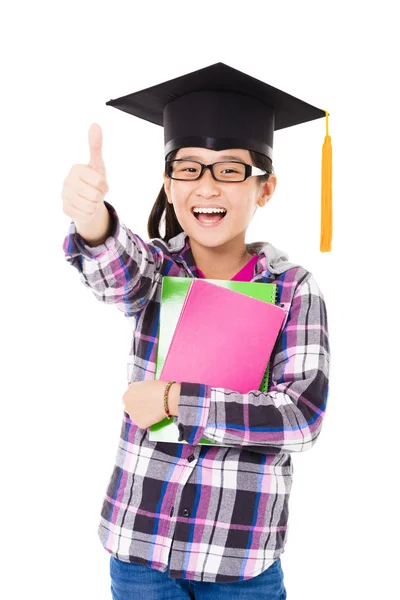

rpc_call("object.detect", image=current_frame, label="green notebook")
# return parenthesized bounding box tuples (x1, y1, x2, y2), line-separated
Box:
(148, 276, 278, 445)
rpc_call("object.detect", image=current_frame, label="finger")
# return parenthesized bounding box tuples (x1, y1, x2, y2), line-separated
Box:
(74, 178, 106, 202)
(88, 123, 106, 176)
(78, 166, 108, 195)
(66, 200, 95, 218)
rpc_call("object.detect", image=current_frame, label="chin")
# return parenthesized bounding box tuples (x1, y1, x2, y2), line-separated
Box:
(189, 230, 234, 251)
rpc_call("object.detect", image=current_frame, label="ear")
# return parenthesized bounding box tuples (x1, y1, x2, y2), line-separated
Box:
(257, 174, 277, 208)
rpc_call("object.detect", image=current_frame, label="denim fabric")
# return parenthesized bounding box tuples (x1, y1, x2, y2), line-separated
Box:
(110, 555, 287, 599)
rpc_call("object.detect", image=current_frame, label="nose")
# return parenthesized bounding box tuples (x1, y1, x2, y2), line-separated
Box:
(195, 165, 220, 193)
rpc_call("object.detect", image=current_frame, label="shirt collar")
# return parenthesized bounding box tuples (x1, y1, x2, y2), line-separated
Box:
(166, 231, 298, 279)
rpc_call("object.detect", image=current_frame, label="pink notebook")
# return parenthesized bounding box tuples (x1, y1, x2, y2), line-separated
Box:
(160, 279, 286, 393)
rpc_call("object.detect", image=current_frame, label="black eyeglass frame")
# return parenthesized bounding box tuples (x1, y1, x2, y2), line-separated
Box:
(165, 159, 271, 182)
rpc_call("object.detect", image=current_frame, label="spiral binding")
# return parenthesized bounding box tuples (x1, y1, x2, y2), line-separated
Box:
(260, 284, 278, 393)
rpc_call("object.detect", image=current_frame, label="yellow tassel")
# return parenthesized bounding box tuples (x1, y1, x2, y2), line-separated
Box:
(320, 110, 332, 252)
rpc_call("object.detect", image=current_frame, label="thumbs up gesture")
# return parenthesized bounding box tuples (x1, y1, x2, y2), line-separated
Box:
(62, 123, 110, 227)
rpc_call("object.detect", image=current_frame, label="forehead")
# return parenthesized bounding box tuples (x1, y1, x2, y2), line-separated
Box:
(175, 147, 251, 162)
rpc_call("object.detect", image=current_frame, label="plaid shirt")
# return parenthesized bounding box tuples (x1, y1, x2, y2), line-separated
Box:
(62, 200, 330, 583)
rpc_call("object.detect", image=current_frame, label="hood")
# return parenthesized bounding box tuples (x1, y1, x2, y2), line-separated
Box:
(167, 231, 299, 277)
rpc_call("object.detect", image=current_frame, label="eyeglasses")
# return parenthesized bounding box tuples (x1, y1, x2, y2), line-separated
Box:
(165, 159, 271, 182)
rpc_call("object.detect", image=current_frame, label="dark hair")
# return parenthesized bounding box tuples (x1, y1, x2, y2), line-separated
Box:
(147, 149, 273, 242)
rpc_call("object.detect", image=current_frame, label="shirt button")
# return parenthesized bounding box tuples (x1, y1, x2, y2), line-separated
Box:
(188, 454, 195, 462)
(183, 508, 190, 517)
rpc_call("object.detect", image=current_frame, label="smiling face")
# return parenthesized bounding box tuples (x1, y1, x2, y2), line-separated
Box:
(163, 147, 276, 252)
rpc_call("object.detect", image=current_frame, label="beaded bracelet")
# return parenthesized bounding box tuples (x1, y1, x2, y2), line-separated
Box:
(164, 380, 176, 419)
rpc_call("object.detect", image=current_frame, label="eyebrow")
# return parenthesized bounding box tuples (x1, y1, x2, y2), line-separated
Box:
(178, 154, 245, 162)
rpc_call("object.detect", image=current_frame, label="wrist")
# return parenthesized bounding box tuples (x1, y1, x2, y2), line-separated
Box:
(164, 381, 181, 417)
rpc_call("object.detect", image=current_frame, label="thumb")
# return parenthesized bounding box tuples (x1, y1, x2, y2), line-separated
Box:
(88, 123, 106, 176)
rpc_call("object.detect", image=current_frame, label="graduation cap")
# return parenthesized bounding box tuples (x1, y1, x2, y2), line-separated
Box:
(106, 62, 332, 252)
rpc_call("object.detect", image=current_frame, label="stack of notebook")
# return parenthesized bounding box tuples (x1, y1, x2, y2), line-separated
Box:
(148, 277, 287, 445)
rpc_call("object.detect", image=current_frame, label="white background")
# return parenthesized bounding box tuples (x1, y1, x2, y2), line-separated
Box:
(1, 1, 399, 598)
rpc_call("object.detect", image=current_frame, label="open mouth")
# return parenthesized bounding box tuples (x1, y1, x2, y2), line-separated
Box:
(191, 209, 227, 223)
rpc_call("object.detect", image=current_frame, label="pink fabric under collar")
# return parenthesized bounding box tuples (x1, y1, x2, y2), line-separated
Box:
(196, 253, 258, 282)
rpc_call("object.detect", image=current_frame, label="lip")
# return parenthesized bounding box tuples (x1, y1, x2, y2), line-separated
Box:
(191, 210, 227, 228)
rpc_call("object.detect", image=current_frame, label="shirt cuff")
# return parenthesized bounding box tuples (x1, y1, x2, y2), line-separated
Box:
(65, 200, 120, 263)
(174, 381, 212, 445)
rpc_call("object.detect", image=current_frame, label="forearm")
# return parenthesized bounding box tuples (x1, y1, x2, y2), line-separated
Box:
(63, 201, 168, 316)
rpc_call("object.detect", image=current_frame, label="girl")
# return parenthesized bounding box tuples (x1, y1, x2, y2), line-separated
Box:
(62, 63, 330, 600)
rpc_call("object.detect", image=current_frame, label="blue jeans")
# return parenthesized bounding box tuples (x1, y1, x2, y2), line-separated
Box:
(110, 555, 287, 599)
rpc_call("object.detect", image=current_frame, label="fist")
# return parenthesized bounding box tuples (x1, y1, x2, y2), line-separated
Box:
(122, 380, 179, 430)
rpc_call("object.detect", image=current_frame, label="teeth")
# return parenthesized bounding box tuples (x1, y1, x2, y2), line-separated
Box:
(193, 208, 227, 214)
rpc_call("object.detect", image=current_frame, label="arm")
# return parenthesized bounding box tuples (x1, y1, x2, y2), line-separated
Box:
(62, 200, 167, 317)
(173, 272, 330, 453)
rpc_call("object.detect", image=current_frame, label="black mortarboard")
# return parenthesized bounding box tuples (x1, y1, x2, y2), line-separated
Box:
(105, 62, 332, 252)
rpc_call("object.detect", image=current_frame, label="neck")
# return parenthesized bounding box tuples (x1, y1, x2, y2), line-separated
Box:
(190, 238, 253, 280)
